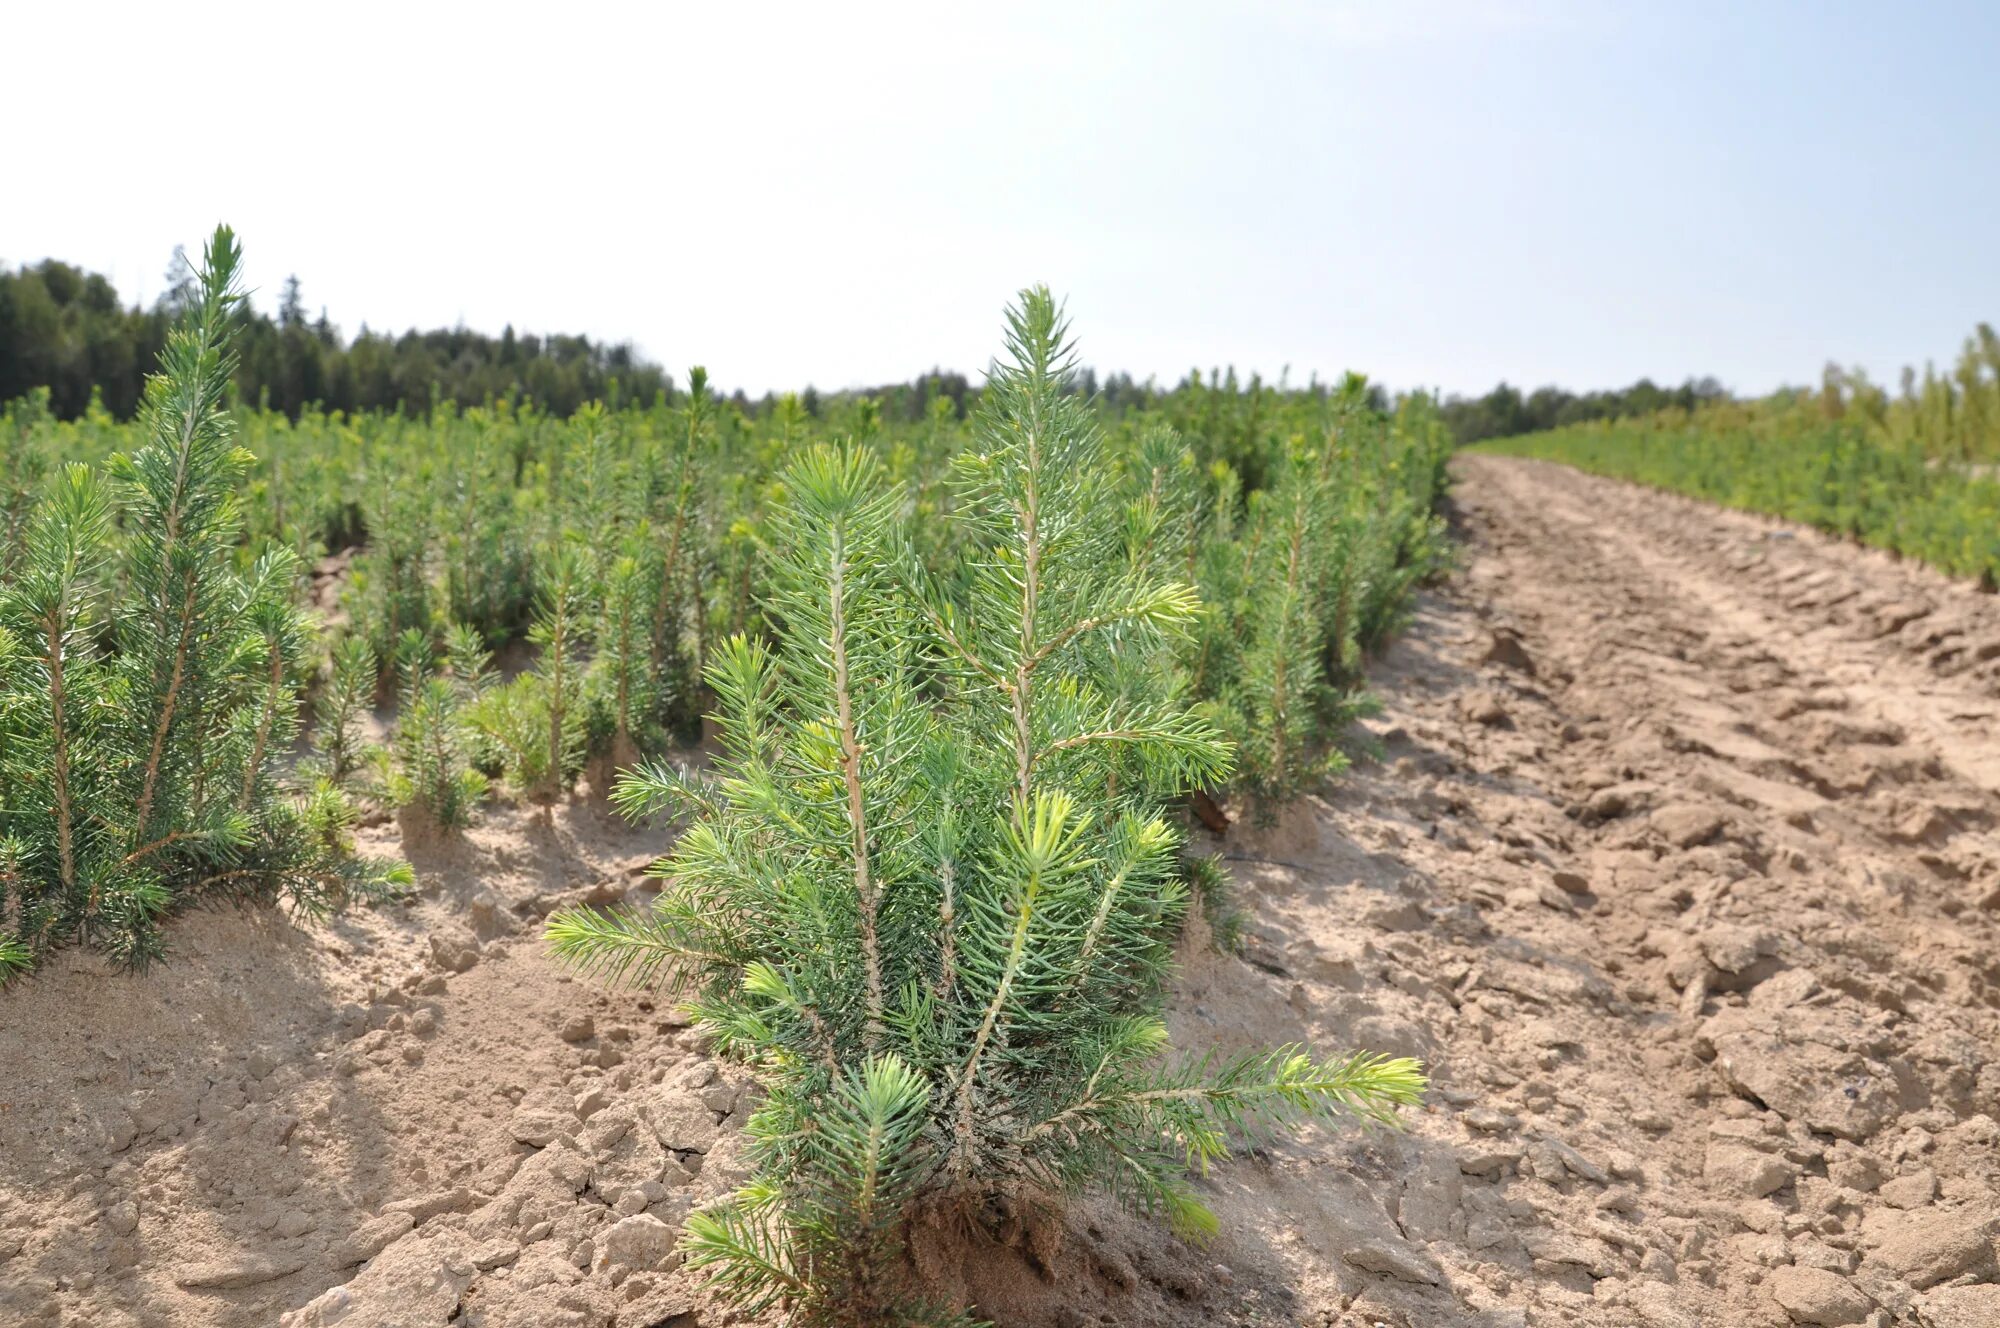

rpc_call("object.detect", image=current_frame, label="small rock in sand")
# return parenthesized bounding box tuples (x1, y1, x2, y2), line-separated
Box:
(279, 1286, 352, 1328)
(103, 1202, 139, 1236)
(1651, 804, 1726, 849)
(560, 1014, 596, 1043)
(1361, 898, 1427, 932)
(1551, 869, 1592, 895)
(1342, 1236, 1442, 1285)
(471, 1239, 520, 1271)
(594, 1213, 681, 1283)
(1917, 1284, 2000, 1328)
(427, 934, 479, 974)
(1462, 1108, 1520, 1135)
(1583, 784, 1649, 822)
(509, 1104, 578, 1147)
(1766, 1265, 1874, 1326)
(646, 1093, 720, 1154)
(1826, 1144, 1886, 1193)
(582, 1106, 635, 1154)
(323, 1230, 476, 1321)
(1698, 925, 1781, 976)
(1705, 1142, 1796, 1198)
(1537, 1136, 1609, 1184)
(466, 890, 512, 941)
(1866, 1208, 1998, 1289)
(100, 1109, 137, 1154)
(1877, 1168, 1937, 1209)
(1891, 805, 1956, 846)
(381, 1187, 472, 1224)
(700, 1080, 741, 1116)
(1482, 628, 1536, 675)
(1458, 1143, 1522, 1178)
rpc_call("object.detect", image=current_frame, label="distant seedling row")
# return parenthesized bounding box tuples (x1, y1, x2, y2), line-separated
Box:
(1475, 327, 2000, 586)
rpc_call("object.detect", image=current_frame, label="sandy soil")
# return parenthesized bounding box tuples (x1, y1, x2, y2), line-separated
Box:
(5, 454, 2000, 1327)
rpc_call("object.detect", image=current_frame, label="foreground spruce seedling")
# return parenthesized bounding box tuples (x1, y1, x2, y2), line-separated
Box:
(549, 290, 1425, 1326)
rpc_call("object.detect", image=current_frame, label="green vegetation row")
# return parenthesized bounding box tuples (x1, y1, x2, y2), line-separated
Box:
(1, 304, 1453, 868)
(0, 341, 1449, 971)
(1473, 324, 2000, 586)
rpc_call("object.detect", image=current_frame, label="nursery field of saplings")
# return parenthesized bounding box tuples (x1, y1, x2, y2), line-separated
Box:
(0, 233, 1454, 972)
(0, 229, 1453, 1328)
(1472, 327, 2000, 587)
(7, 231, 2000, 1328)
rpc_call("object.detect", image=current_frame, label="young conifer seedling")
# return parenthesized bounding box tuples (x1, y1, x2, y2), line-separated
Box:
(646, 365, 710, 730)
(594, 539, 652, 768)
(313, 633, 378, 787)
(549, 289, 1425, 1326)
(1225, 445, 1349, 817)
(0, 226, 409, 972)
(530, 537, 591, 807)
(382, 627, 489, 836)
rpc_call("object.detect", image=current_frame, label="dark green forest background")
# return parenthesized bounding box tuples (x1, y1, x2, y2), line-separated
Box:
(0, 250, 1728, 436)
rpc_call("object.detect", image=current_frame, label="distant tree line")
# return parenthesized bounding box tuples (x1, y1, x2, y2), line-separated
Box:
(3, 250, 1731, 437)
(805, 367, 1173, 424)
(0, 252, 669, 420)
(1437, 376, 1729, 445)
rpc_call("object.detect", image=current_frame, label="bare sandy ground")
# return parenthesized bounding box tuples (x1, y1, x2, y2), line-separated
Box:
(5, 454, 2000, 1327)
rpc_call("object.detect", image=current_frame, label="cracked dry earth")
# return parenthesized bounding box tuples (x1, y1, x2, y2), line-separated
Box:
(6, 453, 2000, 1328)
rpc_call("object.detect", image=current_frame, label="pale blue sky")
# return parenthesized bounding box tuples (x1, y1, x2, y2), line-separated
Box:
(6, 1, 1995, 398)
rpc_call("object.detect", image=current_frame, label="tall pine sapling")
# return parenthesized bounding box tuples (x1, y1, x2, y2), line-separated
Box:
(0, 227, 409, 971)
(467, 539, 592, 809)
(118, 229, 260, 871)
(0, 388, 51, 584)
(350, 472, 437, 686)
(549, 291, 1424, 1327)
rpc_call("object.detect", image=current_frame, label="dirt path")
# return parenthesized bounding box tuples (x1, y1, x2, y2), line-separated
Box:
(1184, 455, 2000, 1327)
(6, 455, 2000, 1328)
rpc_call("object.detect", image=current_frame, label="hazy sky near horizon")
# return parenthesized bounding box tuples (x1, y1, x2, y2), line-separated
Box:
(8, 1, 1997, 399)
